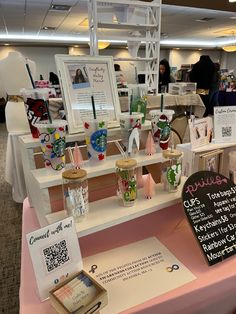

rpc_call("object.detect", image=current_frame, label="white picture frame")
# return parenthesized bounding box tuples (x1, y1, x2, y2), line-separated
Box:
(198, 149, 224, 174)
(188, 116, 213, 149)
(55, 55, 121, 134)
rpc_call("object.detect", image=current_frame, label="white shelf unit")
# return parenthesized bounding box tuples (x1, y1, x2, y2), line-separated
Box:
(29, 148, 165, 227)
(46, 178, 186, 238)
(31, 150, 164, 189)
(19, 118, 186, 238)
(19, 122, 154, 226)
(88, 0, 162, 92)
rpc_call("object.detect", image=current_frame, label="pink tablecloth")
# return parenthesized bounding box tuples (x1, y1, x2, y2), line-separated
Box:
(20, 199, 236, 314)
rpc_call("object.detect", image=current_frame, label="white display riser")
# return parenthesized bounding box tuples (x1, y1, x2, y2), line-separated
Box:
(177, 141, 236, 177)
(45, 178, 186, 238)
(29, 149, 165, 227)
(19, 120, 152, 149)
(19, 122, 153, 226)
(32, 150, 164, 190)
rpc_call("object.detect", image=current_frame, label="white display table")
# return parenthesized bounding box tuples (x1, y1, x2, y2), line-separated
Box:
(20, 198, 236, 314)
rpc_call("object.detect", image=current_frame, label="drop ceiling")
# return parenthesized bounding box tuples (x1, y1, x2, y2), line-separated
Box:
(0, 0, 235, 48)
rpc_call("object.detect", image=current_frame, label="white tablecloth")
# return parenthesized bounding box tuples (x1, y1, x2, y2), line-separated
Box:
(5, 132, 28, 202)
(119, 94, 206, 117)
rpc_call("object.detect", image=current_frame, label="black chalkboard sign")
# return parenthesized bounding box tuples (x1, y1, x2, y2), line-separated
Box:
(182, 170, 236, 266)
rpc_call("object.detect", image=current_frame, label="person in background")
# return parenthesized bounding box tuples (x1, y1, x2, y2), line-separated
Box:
(189, 55, 215, 116)
(49, 72, 59, 85)
(158, 59, 175, 93)
(209, 62, 220, 112)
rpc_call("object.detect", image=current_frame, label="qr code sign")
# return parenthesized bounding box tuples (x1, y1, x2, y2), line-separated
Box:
(43, 240, 70, 273)
(222, 126, 232, 137)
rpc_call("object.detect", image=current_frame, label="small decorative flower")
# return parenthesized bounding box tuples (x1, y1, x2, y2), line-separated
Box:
(98, 153, 104, 160)
(54, 133, 60, 140)
(84, 122, 90, 129)
(98, 121, 105, 128)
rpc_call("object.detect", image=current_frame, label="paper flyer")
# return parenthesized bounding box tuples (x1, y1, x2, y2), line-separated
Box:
(83, 237, 196, 314)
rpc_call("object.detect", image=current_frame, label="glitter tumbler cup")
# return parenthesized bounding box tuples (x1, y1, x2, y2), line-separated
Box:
(149, 109, 174, 150)
(116, 158, 137, 207)
(62, 169, 89, 221)
(21, 88, 50, 138)
(119, 112, 143, 154)
(35, 120, 67, 171)
(83, 117, 108, 161)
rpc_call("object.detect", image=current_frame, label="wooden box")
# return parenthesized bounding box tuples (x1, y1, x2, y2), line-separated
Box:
(49, 270, 108, 314)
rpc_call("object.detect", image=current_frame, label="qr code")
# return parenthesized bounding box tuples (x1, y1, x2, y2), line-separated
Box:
(222, 126, 232, 137)
(43, 240, 70, 273)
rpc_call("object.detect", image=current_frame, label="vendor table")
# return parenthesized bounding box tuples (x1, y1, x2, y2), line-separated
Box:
(20, 199, 236, 314)
(119, 94, 206, 118)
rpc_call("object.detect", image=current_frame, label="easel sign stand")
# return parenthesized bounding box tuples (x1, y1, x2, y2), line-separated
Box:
(182, 170, 236, 266)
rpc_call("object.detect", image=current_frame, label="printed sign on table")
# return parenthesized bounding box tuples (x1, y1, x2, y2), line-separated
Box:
(26, 217, 83, 300)
(182, 170, 236, 266)
(83, 237, 196, 314)
(188, 117, 213, 149)
(214, 106, 236, 143)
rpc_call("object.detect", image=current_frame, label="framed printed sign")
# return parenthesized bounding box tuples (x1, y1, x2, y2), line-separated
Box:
(55, 55, 121, 134)
(214, 106, 236, 143)
(198, 149, 224, 174)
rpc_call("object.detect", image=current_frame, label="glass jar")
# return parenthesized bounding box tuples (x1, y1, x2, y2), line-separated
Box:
(162, 149, 182, 192)
(62, 169, 89, 221)
(116, 158, 137, 207)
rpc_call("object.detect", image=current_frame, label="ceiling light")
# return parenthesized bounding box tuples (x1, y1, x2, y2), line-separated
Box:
(50, 4, 72, 11)
(195, 17, 214, 22)
(198, 48, 203, 51)
(229, 0, 236, 2)
(98, 42, 110, 49)
(88, 41, 110, 49)
(79, 18, 89, 27)
(74, 45, 79, 48)
(222, 45, 236, 52)
(41, 26, 56, 31)
(221, 31, 236, 52)
(4, 43, 9, 46)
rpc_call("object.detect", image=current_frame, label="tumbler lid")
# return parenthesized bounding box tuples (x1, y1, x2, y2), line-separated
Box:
(62, 168, 87, 180)
(116, 158, 137, 169)
(162, 149, 182, 159)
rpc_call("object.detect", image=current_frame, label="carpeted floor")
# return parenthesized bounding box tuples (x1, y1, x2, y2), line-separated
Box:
(0, 123, 22, 314)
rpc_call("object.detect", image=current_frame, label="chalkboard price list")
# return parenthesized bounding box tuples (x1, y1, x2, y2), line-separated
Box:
(182, 171, 236, 266)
